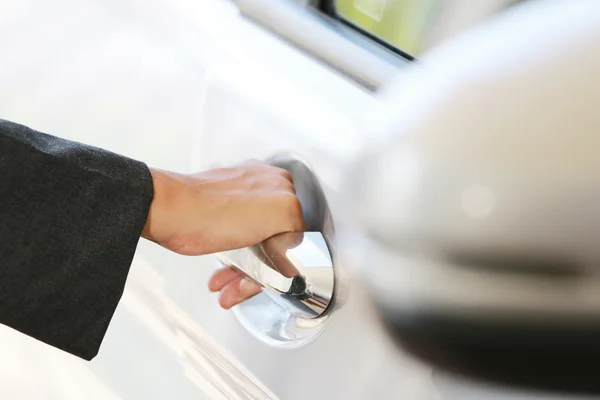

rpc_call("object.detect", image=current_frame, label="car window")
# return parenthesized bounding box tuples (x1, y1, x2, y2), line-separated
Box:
(326, 0, 522, 57)
(334, 0, 438, 55)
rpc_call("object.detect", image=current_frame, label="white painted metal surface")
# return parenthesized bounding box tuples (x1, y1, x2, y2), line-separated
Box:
(0, 1, 428, 399)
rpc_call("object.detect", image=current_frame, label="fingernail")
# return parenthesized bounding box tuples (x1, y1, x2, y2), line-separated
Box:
(239, 277, 260, 296)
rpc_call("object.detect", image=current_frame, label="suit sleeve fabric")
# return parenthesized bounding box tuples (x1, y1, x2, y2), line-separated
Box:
(0, 119, 153, 360)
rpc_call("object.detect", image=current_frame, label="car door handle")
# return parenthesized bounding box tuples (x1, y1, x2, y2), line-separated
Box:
(215, 230, 334, 319)
(214, 153, 335, 319)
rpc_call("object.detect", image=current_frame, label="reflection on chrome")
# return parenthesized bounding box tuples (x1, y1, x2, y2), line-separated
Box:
(215, 231, 335, 319)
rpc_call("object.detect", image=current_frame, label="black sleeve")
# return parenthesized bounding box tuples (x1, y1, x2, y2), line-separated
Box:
(0, 119, 154, 360)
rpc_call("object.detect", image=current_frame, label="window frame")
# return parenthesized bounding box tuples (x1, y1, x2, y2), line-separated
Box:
(236, 0, 412, 91)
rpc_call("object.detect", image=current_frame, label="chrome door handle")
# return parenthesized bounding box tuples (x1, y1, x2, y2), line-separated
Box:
(215, 231, 334, 319)
(215, 153, 336, 320)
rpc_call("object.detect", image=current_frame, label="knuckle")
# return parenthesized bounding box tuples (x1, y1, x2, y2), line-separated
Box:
(286, 195, 305, 227)
(288, 182, 296, 194)
(280, 180, 295, 193)
(279, 169, 293, 181)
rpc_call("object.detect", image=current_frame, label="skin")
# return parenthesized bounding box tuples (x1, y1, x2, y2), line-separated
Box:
(141, 160, 306, 310)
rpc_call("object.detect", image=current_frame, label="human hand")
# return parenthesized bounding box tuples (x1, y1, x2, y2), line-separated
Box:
(141, 160, 305, 255)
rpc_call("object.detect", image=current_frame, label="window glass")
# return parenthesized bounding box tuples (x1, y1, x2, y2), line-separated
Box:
(335, 0, 439, 55)
(334, 0, 521, 56)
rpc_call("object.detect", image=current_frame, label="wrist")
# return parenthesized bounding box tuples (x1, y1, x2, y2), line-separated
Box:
(142, 168, 186, 244)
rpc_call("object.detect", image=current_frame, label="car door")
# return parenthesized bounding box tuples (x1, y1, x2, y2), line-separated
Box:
(182, 40, 436, 400)
(138, 2, 436, 399)
(0, 1, 431, 399)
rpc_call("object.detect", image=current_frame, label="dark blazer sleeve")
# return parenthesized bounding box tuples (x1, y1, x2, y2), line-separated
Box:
(0, 119, 154, 360)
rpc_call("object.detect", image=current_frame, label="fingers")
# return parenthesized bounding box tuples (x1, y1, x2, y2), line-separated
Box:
(283, 194, 306, 232)
(237, 159, 294, 185)
(172, 158, 306, 256)
(261, 232, 304, 278)
(275, 231, 305, 249)
(277, 168, 293, 184)
(208, 266, 262, 309)
(271, 257, 300, 278)
(218, 276, 262, 309)
(208, 266, 240, 291)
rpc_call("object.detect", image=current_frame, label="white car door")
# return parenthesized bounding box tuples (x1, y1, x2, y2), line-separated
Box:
(0, 1, 431, 399)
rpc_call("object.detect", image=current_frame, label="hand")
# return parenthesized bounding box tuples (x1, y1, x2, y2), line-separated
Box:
(207, 232, 304, 309)
(207, 266, 262, 309)
(142, 160, 305, 255)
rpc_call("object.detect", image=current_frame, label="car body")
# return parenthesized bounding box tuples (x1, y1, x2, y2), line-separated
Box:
(0, 0, 594, 399)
